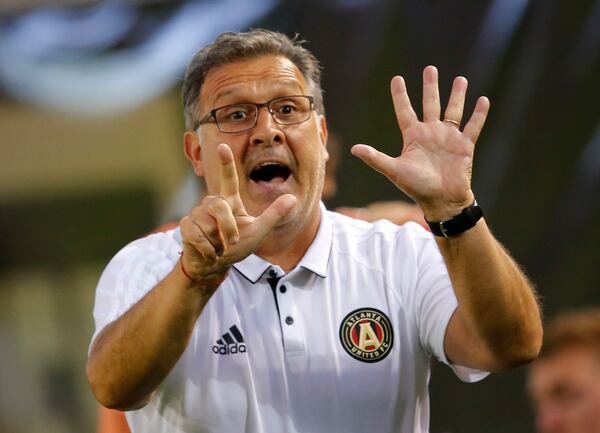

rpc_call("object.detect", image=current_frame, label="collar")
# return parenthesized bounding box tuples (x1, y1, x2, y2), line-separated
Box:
(233, 202, 332, 282)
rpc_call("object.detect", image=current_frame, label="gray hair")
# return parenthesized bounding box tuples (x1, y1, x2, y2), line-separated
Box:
(182, 29, 324, 131)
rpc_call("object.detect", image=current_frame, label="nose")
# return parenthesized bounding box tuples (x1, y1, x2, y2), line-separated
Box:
(249, 106, 284, 147)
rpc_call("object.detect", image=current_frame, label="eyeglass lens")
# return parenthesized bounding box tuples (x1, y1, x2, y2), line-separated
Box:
(214, 96, 312, 133)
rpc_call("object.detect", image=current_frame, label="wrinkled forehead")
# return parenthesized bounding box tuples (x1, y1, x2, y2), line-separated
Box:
(199, 55, 310, 109)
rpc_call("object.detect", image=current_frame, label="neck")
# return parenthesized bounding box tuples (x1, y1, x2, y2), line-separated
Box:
(256, 206, 321, 272)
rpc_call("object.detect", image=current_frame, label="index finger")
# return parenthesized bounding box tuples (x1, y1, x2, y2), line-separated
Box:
(391, 76, 418, 131)
(217, 143, 240, 198)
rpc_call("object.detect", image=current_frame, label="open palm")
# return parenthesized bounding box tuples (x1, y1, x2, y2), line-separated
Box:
(352, 66, 489, 221)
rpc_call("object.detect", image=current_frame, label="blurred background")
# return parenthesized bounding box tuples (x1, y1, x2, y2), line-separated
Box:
(0, 0, 598, 432)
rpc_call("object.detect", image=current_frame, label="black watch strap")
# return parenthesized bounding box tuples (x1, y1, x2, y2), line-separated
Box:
(426, 201, 483, 237)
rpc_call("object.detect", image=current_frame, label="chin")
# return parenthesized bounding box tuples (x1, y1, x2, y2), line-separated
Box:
(244, 187, 295, 216)
(274, 204, 298, 228)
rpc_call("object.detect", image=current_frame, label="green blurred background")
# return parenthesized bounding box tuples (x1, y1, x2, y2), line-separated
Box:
(0, 0, 598, 432)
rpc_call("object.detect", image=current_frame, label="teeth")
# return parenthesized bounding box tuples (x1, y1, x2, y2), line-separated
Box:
(258, 161, 283, 167)
(252, 161, 287, 173)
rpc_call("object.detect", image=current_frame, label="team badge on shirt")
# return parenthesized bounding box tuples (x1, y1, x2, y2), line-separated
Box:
(339, 308, 394, 363)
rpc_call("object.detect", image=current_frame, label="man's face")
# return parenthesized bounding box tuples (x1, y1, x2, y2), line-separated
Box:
(185, 55, 328, 227)
(528, 346, 600, 433)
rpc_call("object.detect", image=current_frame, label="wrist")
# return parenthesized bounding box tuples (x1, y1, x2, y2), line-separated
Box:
(419, 193, 475, 222)
(425, 200, 483, 237)
(177, 253, 227, 291)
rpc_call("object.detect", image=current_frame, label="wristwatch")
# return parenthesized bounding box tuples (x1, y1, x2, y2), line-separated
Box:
(425, 201, 483, 237)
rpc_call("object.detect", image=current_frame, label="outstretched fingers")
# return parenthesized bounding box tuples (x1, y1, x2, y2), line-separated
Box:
(391, 76, 418, 131)
(463, 96, 490, 144)
(444, 76, 468, 127)
(422, 66, 441, 122)
(351, 144, 397, 180)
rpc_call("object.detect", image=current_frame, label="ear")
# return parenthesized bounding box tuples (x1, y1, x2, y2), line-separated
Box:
(318, 114, 329, 162)
(183, 131, 205, 176)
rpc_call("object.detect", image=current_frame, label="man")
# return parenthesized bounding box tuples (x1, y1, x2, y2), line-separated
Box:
(528, 308, 600, 433)
(94, 131, 429, 433)
(87, 29, 542, 433)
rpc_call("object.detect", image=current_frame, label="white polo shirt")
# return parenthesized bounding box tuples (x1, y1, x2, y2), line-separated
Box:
(91, 204, 486, 433)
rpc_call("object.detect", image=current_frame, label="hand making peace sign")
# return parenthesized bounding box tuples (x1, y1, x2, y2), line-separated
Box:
(352, 66, 490, 222)
(179, 143, 296, 290)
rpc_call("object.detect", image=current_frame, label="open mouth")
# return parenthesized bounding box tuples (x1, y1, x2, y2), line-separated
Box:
(249, 162, 292, 183)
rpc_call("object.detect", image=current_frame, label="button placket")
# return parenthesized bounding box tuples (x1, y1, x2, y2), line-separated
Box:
(276, 280, 304, 354)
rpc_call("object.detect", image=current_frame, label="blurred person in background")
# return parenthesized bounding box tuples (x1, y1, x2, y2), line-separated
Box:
(528, 308, 600, 433)
(87, 29, 542, 433)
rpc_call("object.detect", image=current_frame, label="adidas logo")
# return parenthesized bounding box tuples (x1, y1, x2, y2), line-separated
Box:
(212, 324, 247, 355)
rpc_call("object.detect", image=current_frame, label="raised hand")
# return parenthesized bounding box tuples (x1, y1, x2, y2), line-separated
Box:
(179, 143, 296, 290)
(351, 66, 490, 221)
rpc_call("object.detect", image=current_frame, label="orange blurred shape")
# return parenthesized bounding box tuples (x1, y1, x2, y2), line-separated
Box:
(97, 407, 131, 433)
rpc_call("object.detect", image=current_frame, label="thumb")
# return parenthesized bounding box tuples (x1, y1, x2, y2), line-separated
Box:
(254, 194, 297, 235)
(351, 144, 396, 178)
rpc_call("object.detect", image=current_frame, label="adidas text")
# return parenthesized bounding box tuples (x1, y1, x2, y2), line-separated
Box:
(213, 343, 247, 355)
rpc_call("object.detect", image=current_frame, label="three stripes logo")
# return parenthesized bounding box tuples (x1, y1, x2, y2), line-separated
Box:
(212, 325, 247, 355)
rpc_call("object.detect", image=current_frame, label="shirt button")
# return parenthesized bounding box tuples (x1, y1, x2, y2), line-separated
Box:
(279, 285, 287, 294)
(269, 269, 277, 277)
(285, 316, 294, 325)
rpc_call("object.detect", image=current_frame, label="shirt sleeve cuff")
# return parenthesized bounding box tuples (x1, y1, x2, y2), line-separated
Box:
(437, 305, 489, 383)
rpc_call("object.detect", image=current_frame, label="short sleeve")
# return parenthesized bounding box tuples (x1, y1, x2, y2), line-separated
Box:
(408, 223, 488, 383)
(89, 231, 181, 349)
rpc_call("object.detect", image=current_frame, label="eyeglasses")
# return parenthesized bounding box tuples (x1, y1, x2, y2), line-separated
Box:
(196, 95, 314, 134)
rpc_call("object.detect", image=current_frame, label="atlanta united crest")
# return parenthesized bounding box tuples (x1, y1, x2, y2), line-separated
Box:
(339, 308, 394, 363)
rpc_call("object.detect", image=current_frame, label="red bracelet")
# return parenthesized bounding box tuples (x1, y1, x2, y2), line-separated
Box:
(178, 251, 202, 286)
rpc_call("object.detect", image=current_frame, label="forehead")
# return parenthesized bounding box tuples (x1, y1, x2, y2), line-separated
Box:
(199, 55, 309, 108)
(528, 347, 600, 395)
